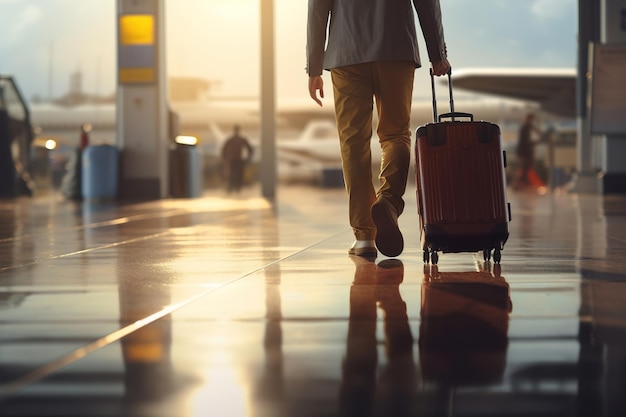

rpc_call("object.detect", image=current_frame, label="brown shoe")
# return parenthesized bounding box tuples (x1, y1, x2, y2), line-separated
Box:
(371, 199, 403, 257)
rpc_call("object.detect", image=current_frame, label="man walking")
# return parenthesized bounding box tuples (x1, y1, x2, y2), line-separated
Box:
(307, 0, 451, 257)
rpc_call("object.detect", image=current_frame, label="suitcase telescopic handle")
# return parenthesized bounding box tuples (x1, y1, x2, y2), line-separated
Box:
(430, 67, 473, 123)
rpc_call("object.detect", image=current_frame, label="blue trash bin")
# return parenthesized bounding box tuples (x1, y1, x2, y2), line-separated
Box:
(81, 145, 119, 199)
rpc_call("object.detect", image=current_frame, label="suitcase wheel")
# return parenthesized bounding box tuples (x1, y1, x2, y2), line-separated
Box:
(431, 251, 439, 265)
(483, 248, 502, 264)
(423, 249, 439, 265)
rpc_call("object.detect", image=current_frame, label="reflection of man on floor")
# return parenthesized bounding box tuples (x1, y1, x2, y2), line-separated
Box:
(340, 258, 415, 417)
(221, 125, 254, 193)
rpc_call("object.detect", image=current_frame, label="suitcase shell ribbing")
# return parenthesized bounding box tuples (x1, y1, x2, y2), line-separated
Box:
(415, 71, 510, 263)
(415, 121, 510, 254)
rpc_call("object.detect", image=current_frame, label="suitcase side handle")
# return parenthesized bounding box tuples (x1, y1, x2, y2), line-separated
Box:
(438, 112, 474, 122)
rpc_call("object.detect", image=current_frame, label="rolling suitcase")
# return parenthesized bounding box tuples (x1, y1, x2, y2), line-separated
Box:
(415, 70, 511, 264)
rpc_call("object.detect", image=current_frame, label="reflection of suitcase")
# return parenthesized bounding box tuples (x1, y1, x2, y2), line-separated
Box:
(418, 266, 512, 386)
(415, 71, 511, 264)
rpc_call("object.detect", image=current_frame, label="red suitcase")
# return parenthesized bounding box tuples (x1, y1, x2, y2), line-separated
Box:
(415, 70, 511, 264)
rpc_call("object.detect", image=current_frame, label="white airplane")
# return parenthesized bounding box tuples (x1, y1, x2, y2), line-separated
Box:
(29, 69, 578, 185)
(450, 67, 577, 119)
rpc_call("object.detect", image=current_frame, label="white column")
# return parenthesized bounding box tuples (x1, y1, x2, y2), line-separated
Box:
(260, 0, 277, 200)
(116, 0, 169, 199)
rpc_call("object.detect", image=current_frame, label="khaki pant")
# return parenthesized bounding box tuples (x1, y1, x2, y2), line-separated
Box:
(331, 61, 415, 241)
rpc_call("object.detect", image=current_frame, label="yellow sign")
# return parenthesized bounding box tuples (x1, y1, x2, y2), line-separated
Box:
(119, 68, 155, 84)
(120, 15, 154, 45)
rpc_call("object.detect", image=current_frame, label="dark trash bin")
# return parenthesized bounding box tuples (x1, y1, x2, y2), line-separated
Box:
(170, 145, 202, 198)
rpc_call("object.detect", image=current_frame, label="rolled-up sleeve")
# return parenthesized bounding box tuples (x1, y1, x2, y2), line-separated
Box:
(413, 0, 447, 63)
(306, 0, 334, 76)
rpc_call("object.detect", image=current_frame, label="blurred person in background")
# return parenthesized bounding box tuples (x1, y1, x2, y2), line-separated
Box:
(0, 90, 17, 198)
(512, 113, 543, 190)
(60, 123, 92, 200)
(221, 124, 254, 193)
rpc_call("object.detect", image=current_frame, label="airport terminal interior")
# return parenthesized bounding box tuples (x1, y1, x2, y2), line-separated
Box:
(2, 1, 626, 415)
(1, 182, 626, 416)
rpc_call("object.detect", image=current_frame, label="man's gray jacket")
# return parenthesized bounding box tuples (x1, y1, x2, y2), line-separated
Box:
(306, 0, 447, 76)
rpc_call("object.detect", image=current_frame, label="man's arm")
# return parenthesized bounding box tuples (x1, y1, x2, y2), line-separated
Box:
(308, 76, 325, 107)
(306, 0, 333, 77)
(413, 0, 450, 76)
(306, 0, 333, 106)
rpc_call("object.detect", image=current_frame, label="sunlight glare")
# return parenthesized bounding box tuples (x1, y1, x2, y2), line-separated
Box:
(162, 197, 271, 212)
(187, 358, 250, 417)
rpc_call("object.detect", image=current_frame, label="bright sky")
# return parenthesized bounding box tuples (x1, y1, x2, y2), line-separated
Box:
(0, 0, 577, 101)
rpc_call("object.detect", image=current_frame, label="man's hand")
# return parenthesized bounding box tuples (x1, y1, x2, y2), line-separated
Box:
(308, 75, 324, 107)
(431, 59, 451, 76)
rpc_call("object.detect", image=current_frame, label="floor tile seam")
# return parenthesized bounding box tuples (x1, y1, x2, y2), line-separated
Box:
(608, 235, 626, 245)
(509, 314, 581, 320)
(0, 319, 119, 325)
(507, 282, 582, 288)
(0, 205, 251, 245)
(164, 317, 423, 324)
(0, 229, 348, 400)
(0, 230, 173, 272)
(506, 335, 579, 342)
(0, 208, 184, 245)
(0, 282, 236, 400)
(0, 210, 258, 272)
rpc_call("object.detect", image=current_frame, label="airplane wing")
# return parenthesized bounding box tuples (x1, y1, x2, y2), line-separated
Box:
(450, 68, 577, 118)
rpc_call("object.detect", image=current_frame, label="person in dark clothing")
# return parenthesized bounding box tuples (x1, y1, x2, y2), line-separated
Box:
(221, 125, 254, 193)
(79, 123, 90, 150)
(0, 107, 17, 198)
(513, 113, 541, 189)
(0, 84, 17, 198)
(60, 123, 91, 200)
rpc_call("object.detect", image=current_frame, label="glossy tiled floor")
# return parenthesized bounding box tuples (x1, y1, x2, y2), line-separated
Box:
(1, 184, 626, 416)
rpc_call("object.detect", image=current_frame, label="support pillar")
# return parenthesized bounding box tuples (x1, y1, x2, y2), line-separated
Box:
(596, 0, 626, 194)
(260, 0, 277, 200)
(116, 0, 169, 199)
(572, 0, 601, 193)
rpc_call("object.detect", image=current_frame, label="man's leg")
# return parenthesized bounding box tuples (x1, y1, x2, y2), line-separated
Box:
(373, 61, 415, 215)
(370, 61, 415, 257)
(331, 64, 377, 242)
